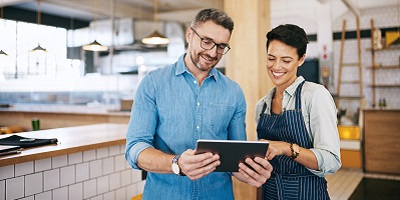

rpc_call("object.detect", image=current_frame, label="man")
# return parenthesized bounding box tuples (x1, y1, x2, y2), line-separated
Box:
(125, 8, 272, 200)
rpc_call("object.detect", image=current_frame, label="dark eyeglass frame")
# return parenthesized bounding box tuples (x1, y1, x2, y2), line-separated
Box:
(190, 27, 231, 55)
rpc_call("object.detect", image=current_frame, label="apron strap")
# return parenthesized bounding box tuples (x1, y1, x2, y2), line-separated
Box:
(295, 81, 306, 110)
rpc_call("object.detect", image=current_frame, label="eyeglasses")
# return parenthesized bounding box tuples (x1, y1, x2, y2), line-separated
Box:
(190, 27, 231, 55)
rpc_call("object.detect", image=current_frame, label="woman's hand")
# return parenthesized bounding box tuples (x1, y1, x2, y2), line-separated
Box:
(260, 139, 291, 160)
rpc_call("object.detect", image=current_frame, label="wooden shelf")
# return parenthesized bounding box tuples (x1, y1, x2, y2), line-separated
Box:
(367, 84, 400, 88)
(342, 63, 360, 67)
(368, 19, 400, 106)
(366, 65, 400, 69)
(339, 81, 361, 84)
(332, 95, 364, 100)
(366, 46, 400, 51)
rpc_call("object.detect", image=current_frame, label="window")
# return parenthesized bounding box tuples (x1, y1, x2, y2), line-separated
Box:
(0, 19, 80, 80)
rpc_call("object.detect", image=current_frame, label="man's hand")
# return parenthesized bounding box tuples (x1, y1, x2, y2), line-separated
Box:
(178, 149, 221, 180)
(233, 157, 273, 188)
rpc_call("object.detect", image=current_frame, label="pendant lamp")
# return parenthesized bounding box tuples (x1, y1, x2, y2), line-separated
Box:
(142, 0, 169, 45)
(0, 0, 8, 56)
(30, 0, 46, 53)
(82, 0, 108, 51)
(0, 50, 7, 56)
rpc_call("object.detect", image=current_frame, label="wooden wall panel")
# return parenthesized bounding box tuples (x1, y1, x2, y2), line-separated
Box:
(224, 1, 271, 200)
(363, 110, 400, 174)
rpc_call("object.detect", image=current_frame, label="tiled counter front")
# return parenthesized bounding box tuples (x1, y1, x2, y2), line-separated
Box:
(0, 144, 145, 200)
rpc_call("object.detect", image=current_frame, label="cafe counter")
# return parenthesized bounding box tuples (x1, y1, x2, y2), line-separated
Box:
(0, 123, 144, 200)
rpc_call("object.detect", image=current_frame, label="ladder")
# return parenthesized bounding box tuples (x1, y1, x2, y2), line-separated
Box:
(337, 17, 363, 108)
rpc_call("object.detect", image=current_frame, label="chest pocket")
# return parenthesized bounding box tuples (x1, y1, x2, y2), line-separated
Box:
(206, 103, 235, 135)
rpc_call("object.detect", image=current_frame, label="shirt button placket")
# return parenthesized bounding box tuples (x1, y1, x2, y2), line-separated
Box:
(194, 84, 202, 141)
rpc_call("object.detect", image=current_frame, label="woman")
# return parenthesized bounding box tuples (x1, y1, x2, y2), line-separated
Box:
(256, 24, 341, 199)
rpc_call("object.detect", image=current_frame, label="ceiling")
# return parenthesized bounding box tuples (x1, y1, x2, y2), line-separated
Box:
(2, 0, 399, 24)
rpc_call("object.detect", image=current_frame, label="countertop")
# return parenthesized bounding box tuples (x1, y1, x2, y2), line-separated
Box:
(0, 104, 131, 116)
(0, 123, 128, 167)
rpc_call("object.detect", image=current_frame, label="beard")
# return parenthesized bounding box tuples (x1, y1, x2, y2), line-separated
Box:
(190, 51, 219, 72)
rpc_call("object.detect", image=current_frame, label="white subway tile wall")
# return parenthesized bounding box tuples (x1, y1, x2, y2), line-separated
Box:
(103, 191, 115, 200)
(83, 150, 96, 162)
(53, 155, 68, 169)
(0, 180, 5, 200)
(25, 173, 43, 196)
(89, 160, 103, 179)
(15, 162, 34, 177)
(18, 196, 33, 200)
(0, 145, 145, 200)
(44, 169, 60, 190)
(35, 191, 51, 200)
(60, 166, 76, 186)
(76, 163, 90, 183)
(52, 187, 68, 200)
(83, 179, 97, 199)
(69, 152, 83, 165)
(6, 176, 24, 200)
(35, 158, 51, 172)
(68, 183, 83, 200)
(0, 166, 14, 180)
(103, 157, 115, 175)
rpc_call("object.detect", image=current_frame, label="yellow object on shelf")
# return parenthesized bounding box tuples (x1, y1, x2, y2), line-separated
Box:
(338, 125, 360, 140)
(131, 194, 142, 200)
(1, 126, 24, 134)
(385, 31, 400, 48)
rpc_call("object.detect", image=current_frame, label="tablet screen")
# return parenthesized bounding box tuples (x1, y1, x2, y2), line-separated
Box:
(195, 139, 269, 172)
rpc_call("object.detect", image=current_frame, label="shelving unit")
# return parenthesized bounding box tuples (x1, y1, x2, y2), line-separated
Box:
(368, 19, 400, 107)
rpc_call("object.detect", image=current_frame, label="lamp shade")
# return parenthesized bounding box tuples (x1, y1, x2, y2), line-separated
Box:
(30, 44, 47, 52)
(141, 0, 169, 45)
(82, 40, 108, 51)
(0, 50, 8, 56)
(142, 30, 169, 45)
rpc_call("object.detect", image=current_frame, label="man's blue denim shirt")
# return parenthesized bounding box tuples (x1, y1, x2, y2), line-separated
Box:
(125, 54, 247, 200)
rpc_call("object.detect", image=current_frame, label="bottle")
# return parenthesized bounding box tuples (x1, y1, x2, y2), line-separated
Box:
(31, 118, 40, 131)
(382, 98, 387, 109)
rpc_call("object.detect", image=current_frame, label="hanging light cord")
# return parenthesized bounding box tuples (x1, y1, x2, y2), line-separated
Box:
(91, 0, 99, 38)
(154, 0, 158, 31)
(398, 0, 400, 32)
(37, 0, 41, 25)
(1, 0, 3, 19)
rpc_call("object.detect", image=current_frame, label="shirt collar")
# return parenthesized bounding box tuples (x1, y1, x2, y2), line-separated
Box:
(174, 53, 219, 82)
(263, 76, 305, 102)
(285, 76, 305, 98)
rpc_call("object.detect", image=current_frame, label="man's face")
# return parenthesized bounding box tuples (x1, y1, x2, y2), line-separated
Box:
(186, 21, 231, 72)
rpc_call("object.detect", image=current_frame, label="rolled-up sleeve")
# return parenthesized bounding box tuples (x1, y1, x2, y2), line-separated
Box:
(308, 86, 342, 176)
(125, 74, 157, 169)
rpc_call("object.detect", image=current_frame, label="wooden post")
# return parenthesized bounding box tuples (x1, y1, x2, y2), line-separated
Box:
(224, 0, 271, 199)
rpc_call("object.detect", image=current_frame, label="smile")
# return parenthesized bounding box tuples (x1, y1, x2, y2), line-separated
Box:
(200, 53, 216, 62)
(272, 71, 285, 77)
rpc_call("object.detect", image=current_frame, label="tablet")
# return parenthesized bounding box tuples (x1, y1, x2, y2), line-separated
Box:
(195, 139, 269, 172)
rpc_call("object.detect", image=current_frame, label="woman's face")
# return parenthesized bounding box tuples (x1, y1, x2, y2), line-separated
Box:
(266, 40, 305, 89)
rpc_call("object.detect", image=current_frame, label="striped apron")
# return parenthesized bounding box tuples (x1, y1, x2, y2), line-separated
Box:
(257, 81, 330, 200)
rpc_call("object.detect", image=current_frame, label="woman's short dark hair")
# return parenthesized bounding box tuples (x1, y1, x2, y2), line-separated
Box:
(190, 8, 234, 34)
(266, 24, 309, 59)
